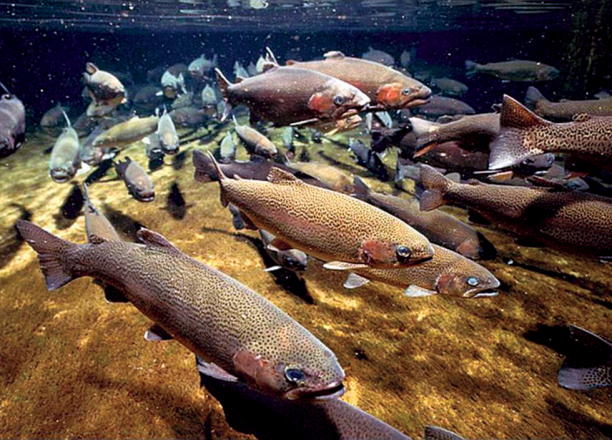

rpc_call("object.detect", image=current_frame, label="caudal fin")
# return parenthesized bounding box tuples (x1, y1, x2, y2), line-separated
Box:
(352, 176, 371, 201)
(16, 220, 76, 291)
(465, 60, 479, 78)
(488, 95, 548, 170)
(524, 86, 547, 109)
(419, 165, 452, 211)
(214, 68, 233, 121)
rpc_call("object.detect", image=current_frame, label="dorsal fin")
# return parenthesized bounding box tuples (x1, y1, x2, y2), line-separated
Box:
(85, 62, 98, 75)
(286, 60, 297, 66)
(267, 167, 301, 184)
(137, 228, 181, 253)
(500, 95, 549, 129)
(324, 51, 345, 60)
(235, 75, 246, 83)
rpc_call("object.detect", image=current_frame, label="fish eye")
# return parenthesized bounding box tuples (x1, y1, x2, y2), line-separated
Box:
(2, 94, 10, 100)
(396, 245, 411, 260)
(402, 88, 411, 95)
(333, 95, 345, 106)
(467, 277, 479, 287)
(284, 366, 306, 383)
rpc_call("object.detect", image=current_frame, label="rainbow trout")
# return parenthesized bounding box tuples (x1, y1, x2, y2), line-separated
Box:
(347, 243, 499, 298)
(353, 176, 496, 260)
(198, 152, 434, 270)
(489, 95, 612, 170)
(17, 221, 345, 400)
(526, 86, 612, 121)
(419, 165, 612, 257)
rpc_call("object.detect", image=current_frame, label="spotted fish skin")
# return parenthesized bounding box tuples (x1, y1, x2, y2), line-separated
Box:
(420, 165, 612, 257)
(355, 244, 499, 298)
(353, 176, 496, 260)
(16, 221, 345, 400)
(558, 325, 612, 391)
(489, 95, 612, 169)
(526, 86, 612, 121)
(205, 153, 434, 269)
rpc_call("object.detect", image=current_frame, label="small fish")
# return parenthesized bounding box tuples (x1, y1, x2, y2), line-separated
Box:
(83, 183, 121, 242)
(557, 325, 612, 391)
(285, 160, 353, 194)
(260, 230, 308, 274)
(160, 64, 188, 99)
(219, 132, 237, 163)
(233, 61, 249, 80)
(217, 52, 370, 126)
(353, 176, 496, 260)
(413, 95, 475, 119)
(0, 81, 26, 158)
(17, 220, 345, 400)
(201, 84, 218, 106)
(157, 109, 180, 155)
(80, 126, 107, 166)
(198, 152, 433, 270)
(133, 85, 162, 109)
(361, 47, 395, 66)
(525, 86, 612, 121)
(431, 77, 468, 97)
(188, 54, 218, 79)
(413, 141, 490, 177)
(419, 164, 612, 257)
(41, 103, 69, 128)
(92, 115, 159, 150)
(346, 243, 499, 298)
(82, 62, 127, 104)
(233, 116, 278, 159)
(170, 91, 193, 110)
(114, 156, 155, 202)
(169, 107, 207, 127)
(489, 95, 612, 170)
(400, 49, 413, 69)
(348, 138, 390, 181)
(287, 51, 430, 111)
(465, 59, 559, 82)
(49, 112, 81, 183)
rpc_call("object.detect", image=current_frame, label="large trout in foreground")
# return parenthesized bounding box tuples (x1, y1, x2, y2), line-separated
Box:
(16, 221, 345, 400)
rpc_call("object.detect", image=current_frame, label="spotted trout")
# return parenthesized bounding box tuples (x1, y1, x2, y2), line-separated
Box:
(489, 95, 612, 170)
(346, 243, 499, 298)
(525, 86, 612, 121)
(16, 220, 345, 400)
(286, 51, 430, 111)
(199, 152, 434, 270)
(353, 176, 496, 260)
(419, 165, 612, 257)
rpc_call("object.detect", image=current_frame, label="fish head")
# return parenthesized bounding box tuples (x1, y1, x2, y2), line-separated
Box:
(50, 165, 76, 183)
(308, 80, 370, 121)
(377, 80, 431, 109)
(163, 86, 178, 99)
(279, 249, 308, 273)
(435, 270, 500, 298)
(160, 132, 180, 155)
(233, 345, 345, 400)
(537, 65, 560, 81)
(131, 184, 155, 202)
(358, 237, 434, 268)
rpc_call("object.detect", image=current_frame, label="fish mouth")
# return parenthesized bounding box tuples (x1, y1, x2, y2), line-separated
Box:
(50, 172, 71, 183)
(465, 279, 501, 298)
(284, 381, 345, 400)
(135, 193, 155, 202)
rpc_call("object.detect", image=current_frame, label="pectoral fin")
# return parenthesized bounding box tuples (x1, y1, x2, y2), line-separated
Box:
(144, 323, 174, 341)
(404, 285, 437, 297)
(264, 265, 283, 272)
(195, 356, 239, 382)
(323, 261, 370, 271)
(343, 273, 370, 289)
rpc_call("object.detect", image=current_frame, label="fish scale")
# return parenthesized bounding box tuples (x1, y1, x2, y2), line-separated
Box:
(17, 221, 344, 399)
(214, 164, 433, 268)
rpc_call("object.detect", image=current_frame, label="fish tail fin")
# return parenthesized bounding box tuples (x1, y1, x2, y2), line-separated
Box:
(558, 365, 612, 390)
(489, 95, 548, 169)
(465, 60, 479, 77)
(419, 165, 452, 211)
(214, 68, 233, 122)
(16, 220, 77, 291)
(524, 86, 548, 109)
(192, 150, 220, 183)
(352, 176, 371, 200)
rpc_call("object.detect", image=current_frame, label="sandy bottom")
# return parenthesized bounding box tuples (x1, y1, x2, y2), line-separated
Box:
(0, 123, 610, 439)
